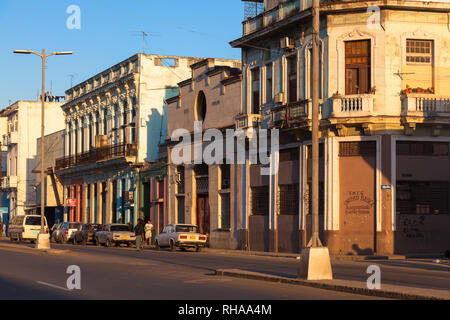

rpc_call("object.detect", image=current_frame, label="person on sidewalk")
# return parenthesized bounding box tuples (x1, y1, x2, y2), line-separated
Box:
(0, 222, 3, 238)
(134, 218, 145, 251)
(144, 219, 154, 248)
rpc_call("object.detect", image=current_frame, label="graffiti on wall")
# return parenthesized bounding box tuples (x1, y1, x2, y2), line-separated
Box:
(344, 191, 374, 214)
(401, 215, 425, 238)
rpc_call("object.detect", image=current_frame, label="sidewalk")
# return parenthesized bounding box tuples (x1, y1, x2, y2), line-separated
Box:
(215, 269, 450, 300)
(0, 238, 70, 255)
(202, 246, 444, 261)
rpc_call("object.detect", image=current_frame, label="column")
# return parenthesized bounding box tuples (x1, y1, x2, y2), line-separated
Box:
(70, 185, 75, 222)
(106, 179, 113, 224)
(82, 184, 88, 223)
(97, 181, 103, 224)
(76, 184, 81, 222)
(268, 150, 279, 252)
(90, 183, 95, 224)
(117, 178, 123, 223)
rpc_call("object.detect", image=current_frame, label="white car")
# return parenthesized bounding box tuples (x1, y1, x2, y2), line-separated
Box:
(95, 224, 136, 247)
(155, 224, 207, 252)
(8, 215, 49, 243)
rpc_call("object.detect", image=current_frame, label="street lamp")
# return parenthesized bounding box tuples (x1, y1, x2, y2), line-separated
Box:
(297, 0, 332, 280)
(14, 49, 73, 249)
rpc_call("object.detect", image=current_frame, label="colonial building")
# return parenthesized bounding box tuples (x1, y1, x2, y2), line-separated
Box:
(55, 54, 204, 225)
(32, 130, 65, 227)
(0, 101, 65, 218)
(231, 0, 450, 255)
(166, 58, 243, 249)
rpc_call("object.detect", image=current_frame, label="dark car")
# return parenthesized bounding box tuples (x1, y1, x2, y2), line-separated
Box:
(72, 224, 101, 245)
(52, 222, 83, 243)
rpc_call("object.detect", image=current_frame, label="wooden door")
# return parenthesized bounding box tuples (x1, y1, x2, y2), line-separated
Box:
(196, 197, 210, 236)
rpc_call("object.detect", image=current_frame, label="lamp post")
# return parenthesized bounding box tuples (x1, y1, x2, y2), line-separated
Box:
(297, 0, 333, 280)
(14, 49, 72, 249)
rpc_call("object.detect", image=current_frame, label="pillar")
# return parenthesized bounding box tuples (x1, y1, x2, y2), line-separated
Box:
(268, 150, 279, 252)
(82, 184, 88, 223)
(97, 181, 103, 224)
(106, 179, 113, 224)
(90, 183, 95, 224)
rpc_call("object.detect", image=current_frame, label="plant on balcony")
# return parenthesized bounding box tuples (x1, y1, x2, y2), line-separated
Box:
(332, 91, 342, 98)
(369, 86, 376, 94)
(401, 85, 434, 95)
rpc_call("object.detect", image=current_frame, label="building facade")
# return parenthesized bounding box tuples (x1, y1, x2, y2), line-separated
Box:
(33, 130, 65, 227)
(55, 54, 204, 226)
(1, 101, 64, 218)
(231, 0, 450, 255)
(166, 58, 243, 249)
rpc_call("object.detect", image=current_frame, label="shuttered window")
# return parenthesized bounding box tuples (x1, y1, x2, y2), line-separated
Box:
(406, 39, 432, 64)
(251, 186, 269, 215)
(345, 40, 371, 95)
(397, 181, 449, 215)
(279, 184, 299, 215)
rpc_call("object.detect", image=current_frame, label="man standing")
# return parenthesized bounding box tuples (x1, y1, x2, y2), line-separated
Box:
(144, 219, 154, 248)
(0, 221, 3, 238)
(134, 218, 145, 251)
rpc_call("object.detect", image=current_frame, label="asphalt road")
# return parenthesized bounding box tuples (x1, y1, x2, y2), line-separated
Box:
(49, 241, 450, 291)
(0, 242, 386, 300)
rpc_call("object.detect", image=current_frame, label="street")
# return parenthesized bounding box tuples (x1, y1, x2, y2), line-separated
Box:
(0, 241, 388, 300)
(1, 240, 449, 300)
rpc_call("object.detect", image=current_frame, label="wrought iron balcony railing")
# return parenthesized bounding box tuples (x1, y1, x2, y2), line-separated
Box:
(55, 143, 137, 170)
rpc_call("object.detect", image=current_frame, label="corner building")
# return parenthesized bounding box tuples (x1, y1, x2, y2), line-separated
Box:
(231, 0, 450, 255)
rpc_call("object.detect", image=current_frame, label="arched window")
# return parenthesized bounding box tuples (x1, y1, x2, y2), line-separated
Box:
(195, 91, 207, 121)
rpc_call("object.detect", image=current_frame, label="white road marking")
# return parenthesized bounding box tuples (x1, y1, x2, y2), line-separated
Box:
(36, 281, 71, 292)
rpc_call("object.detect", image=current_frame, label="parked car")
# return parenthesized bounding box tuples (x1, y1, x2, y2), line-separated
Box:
(95, 224, 136, 247)
(8, 215, 49, 243)
(52, 222, 82, 244)
(50, 221, 62, 241)
(155, 224, 207, 252)
(72, 224, 101, 245)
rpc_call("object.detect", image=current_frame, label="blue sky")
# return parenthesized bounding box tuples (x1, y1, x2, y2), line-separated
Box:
(0, 0, 244, 107)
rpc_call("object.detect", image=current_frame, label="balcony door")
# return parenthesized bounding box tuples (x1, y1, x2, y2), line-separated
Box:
(345, 40, 371, 95)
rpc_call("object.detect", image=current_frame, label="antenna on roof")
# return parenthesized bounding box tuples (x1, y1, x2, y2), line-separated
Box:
(68, 74, 77, 88)
(130, 31, 160, 55)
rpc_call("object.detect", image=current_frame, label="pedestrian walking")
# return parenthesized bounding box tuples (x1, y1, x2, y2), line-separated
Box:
(134, 218, 145, 251)
(144, 219, 154, 247)
(0, 222, 3, 238)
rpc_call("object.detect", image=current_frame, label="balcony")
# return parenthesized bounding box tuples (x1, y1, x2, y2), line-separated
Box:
(243, 0, 311, 36)
(331, 94, 374, 117)
(401, 94, 450, 117)
(268, 99, 322, 128)
(2, 131, 18, 146)
(55, 143, 137, 170)
(235, 113, 262, 130)
(1, 176, 18, 190)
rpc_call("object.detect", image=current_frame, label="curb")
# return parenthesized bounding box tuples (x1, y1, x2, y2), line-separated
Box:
(215, 269, 446, 300)
(0, 243, 70, 255)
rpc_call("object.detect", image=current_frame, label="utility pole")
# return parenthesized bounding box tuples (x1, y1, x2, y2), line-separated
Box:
(298, 0, 333, 280)
(14, 49, 73, 250)
(310, 0, 321, 249)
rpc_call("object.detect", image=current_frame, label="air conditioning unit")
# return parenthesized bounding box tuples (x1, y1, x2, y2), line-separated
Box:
(95, 135, 109, 148)
(274, 92, 284, 104)
(281, 37, 295, 50)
